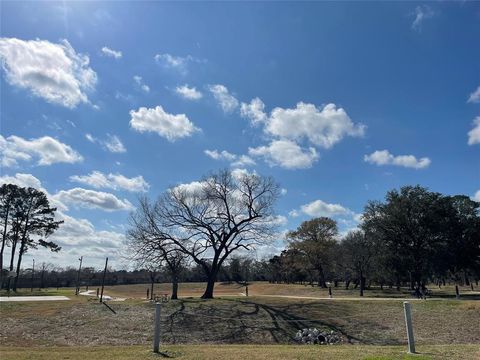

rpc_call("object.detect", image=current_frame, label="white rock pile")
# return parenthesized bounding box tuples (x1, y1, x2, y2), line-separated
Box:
(294, 328, 341, 345)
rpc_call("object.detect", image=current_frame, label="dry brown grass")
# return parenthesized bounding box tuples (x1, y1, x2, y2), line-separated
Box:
(100, 281, 480, 300)
(1, 295, 479, 348)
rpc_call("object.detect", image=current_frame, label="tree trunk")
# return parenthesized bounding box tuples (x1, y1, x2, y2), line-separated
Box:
(13, 240, 26, 291)
(345, 280, 350, 290)
(149, 271, 155, 300)
(0, 205, 10, 288)
(359, 271, 365, 297)
(317, 267, 327, 288)
(6, 235, 19, 291)
(171, 274, 178, 300)
(201, 266, 219, 299)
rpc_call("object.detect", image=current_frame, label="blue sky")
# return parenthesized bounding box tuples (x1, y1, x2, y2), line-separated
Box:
(1, 1, 479, 269)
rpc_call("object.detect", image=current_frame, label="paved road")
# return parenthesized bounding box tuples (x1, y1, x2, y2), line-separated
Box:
(0, 295, 70, 302)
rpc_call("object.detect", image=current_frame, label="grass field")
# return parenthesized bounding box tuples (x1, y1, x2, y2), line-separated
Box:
(84, 281, 480, 300)
(1, 282, 479, 359)
(1, 344, 479, 360)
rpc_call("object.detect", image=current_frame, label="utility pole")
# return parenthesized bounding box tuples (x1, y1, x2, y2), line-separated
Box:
(75, 256, 83, 295)
(30, 259, 35, 292)
(100, 257, 108, 303)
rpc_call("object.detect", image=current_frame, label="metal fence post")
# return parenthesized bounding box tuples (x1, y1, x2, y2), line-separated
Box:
(153, 302, 161, 353)
(403, 301, 416, 354)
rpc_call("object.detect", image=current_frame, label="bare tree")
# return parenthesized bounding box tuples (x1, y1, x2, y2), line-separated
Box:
(127, 169, 280, 299)
(126, 233, 185, 300)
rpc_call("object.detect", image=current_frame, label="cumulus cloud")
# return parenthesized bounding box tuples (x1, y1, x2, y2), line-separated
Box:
(290, 198, 361, 235)
(101, 46, 122, 59)
(52, 187, 134, 211)
(300, 199, 351, 217)
(240, 97, 267, 125)
(0, 134, 83, 167)
(0, 173, 126, 267)
(52, 213, 125, 248)
(467, 117, 480, 145)
(411, 5, 435, 32)
(70, 171, 149, 192)
(204, 149, 256, 167)
(467, 86, 480, 104)
(175, 84, 202, 100)
(248, 140, 319, 169)
(0, 173, 67, 211)
(129, 105, 200, 141)
(208, 84, 239, 113)
(0, 38, 97, 108)
(364, 150, 431, 169)
(0, 173, 43, 189)
(133, 75, 150, 93)
(265, 103, 365, 149)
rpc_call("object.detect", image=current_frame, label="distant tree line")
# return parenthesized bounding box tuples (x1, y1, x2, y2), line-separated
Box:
(267, 186, 480, 295)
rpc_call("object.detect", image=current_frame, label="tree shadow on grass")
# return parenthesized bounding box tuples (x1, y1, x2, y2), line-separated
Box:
(161, 297, 402, 345)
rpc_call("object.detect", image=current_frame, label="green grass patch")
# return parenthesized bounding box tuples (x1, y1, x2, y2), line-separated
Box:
(1, 344, 479, 360)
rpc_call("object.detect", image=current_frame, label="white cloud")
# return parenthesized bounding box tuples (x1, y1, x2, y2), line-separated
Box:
(280, 188, 288, 196)
(467, 117, 480, 145)
(0, 174, 126, 268)
(0, 38, 97, 108)
(52, 187, 134, 211)
(265, 102, 365, 149)
(467, 86, 480, 104)
(172, 181, 206, 196)
(70, 171, 149, 192)
(204, 149, 256, 167)
(300, 199, 350, 217)
(472, 190, 480, 203)
(411, 5, 435, 32)
(240, 97, 267, 125)
(364, 150, 431, 169)
(129, 105, 200, 141)
(85, 133, 95, 143)
(249, 139, 319, 169)
(265, 215, 288, 227)
(101, 46, 122, 59)
(175, 84, 202, 100)
(208, 84, 239, 113)
(52, 213, 125, 248)
(0, 173, 67, 211)
(204, 149, 236, 161)
(84, 133, 126, 153)
(104, 134, 126, 153)
(133, 75, 150, 93)
(0, 134, 83, 167)
(0, 173, 42, 189)
(154, 53, 203, 75)
(231, 168, 256, 181)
